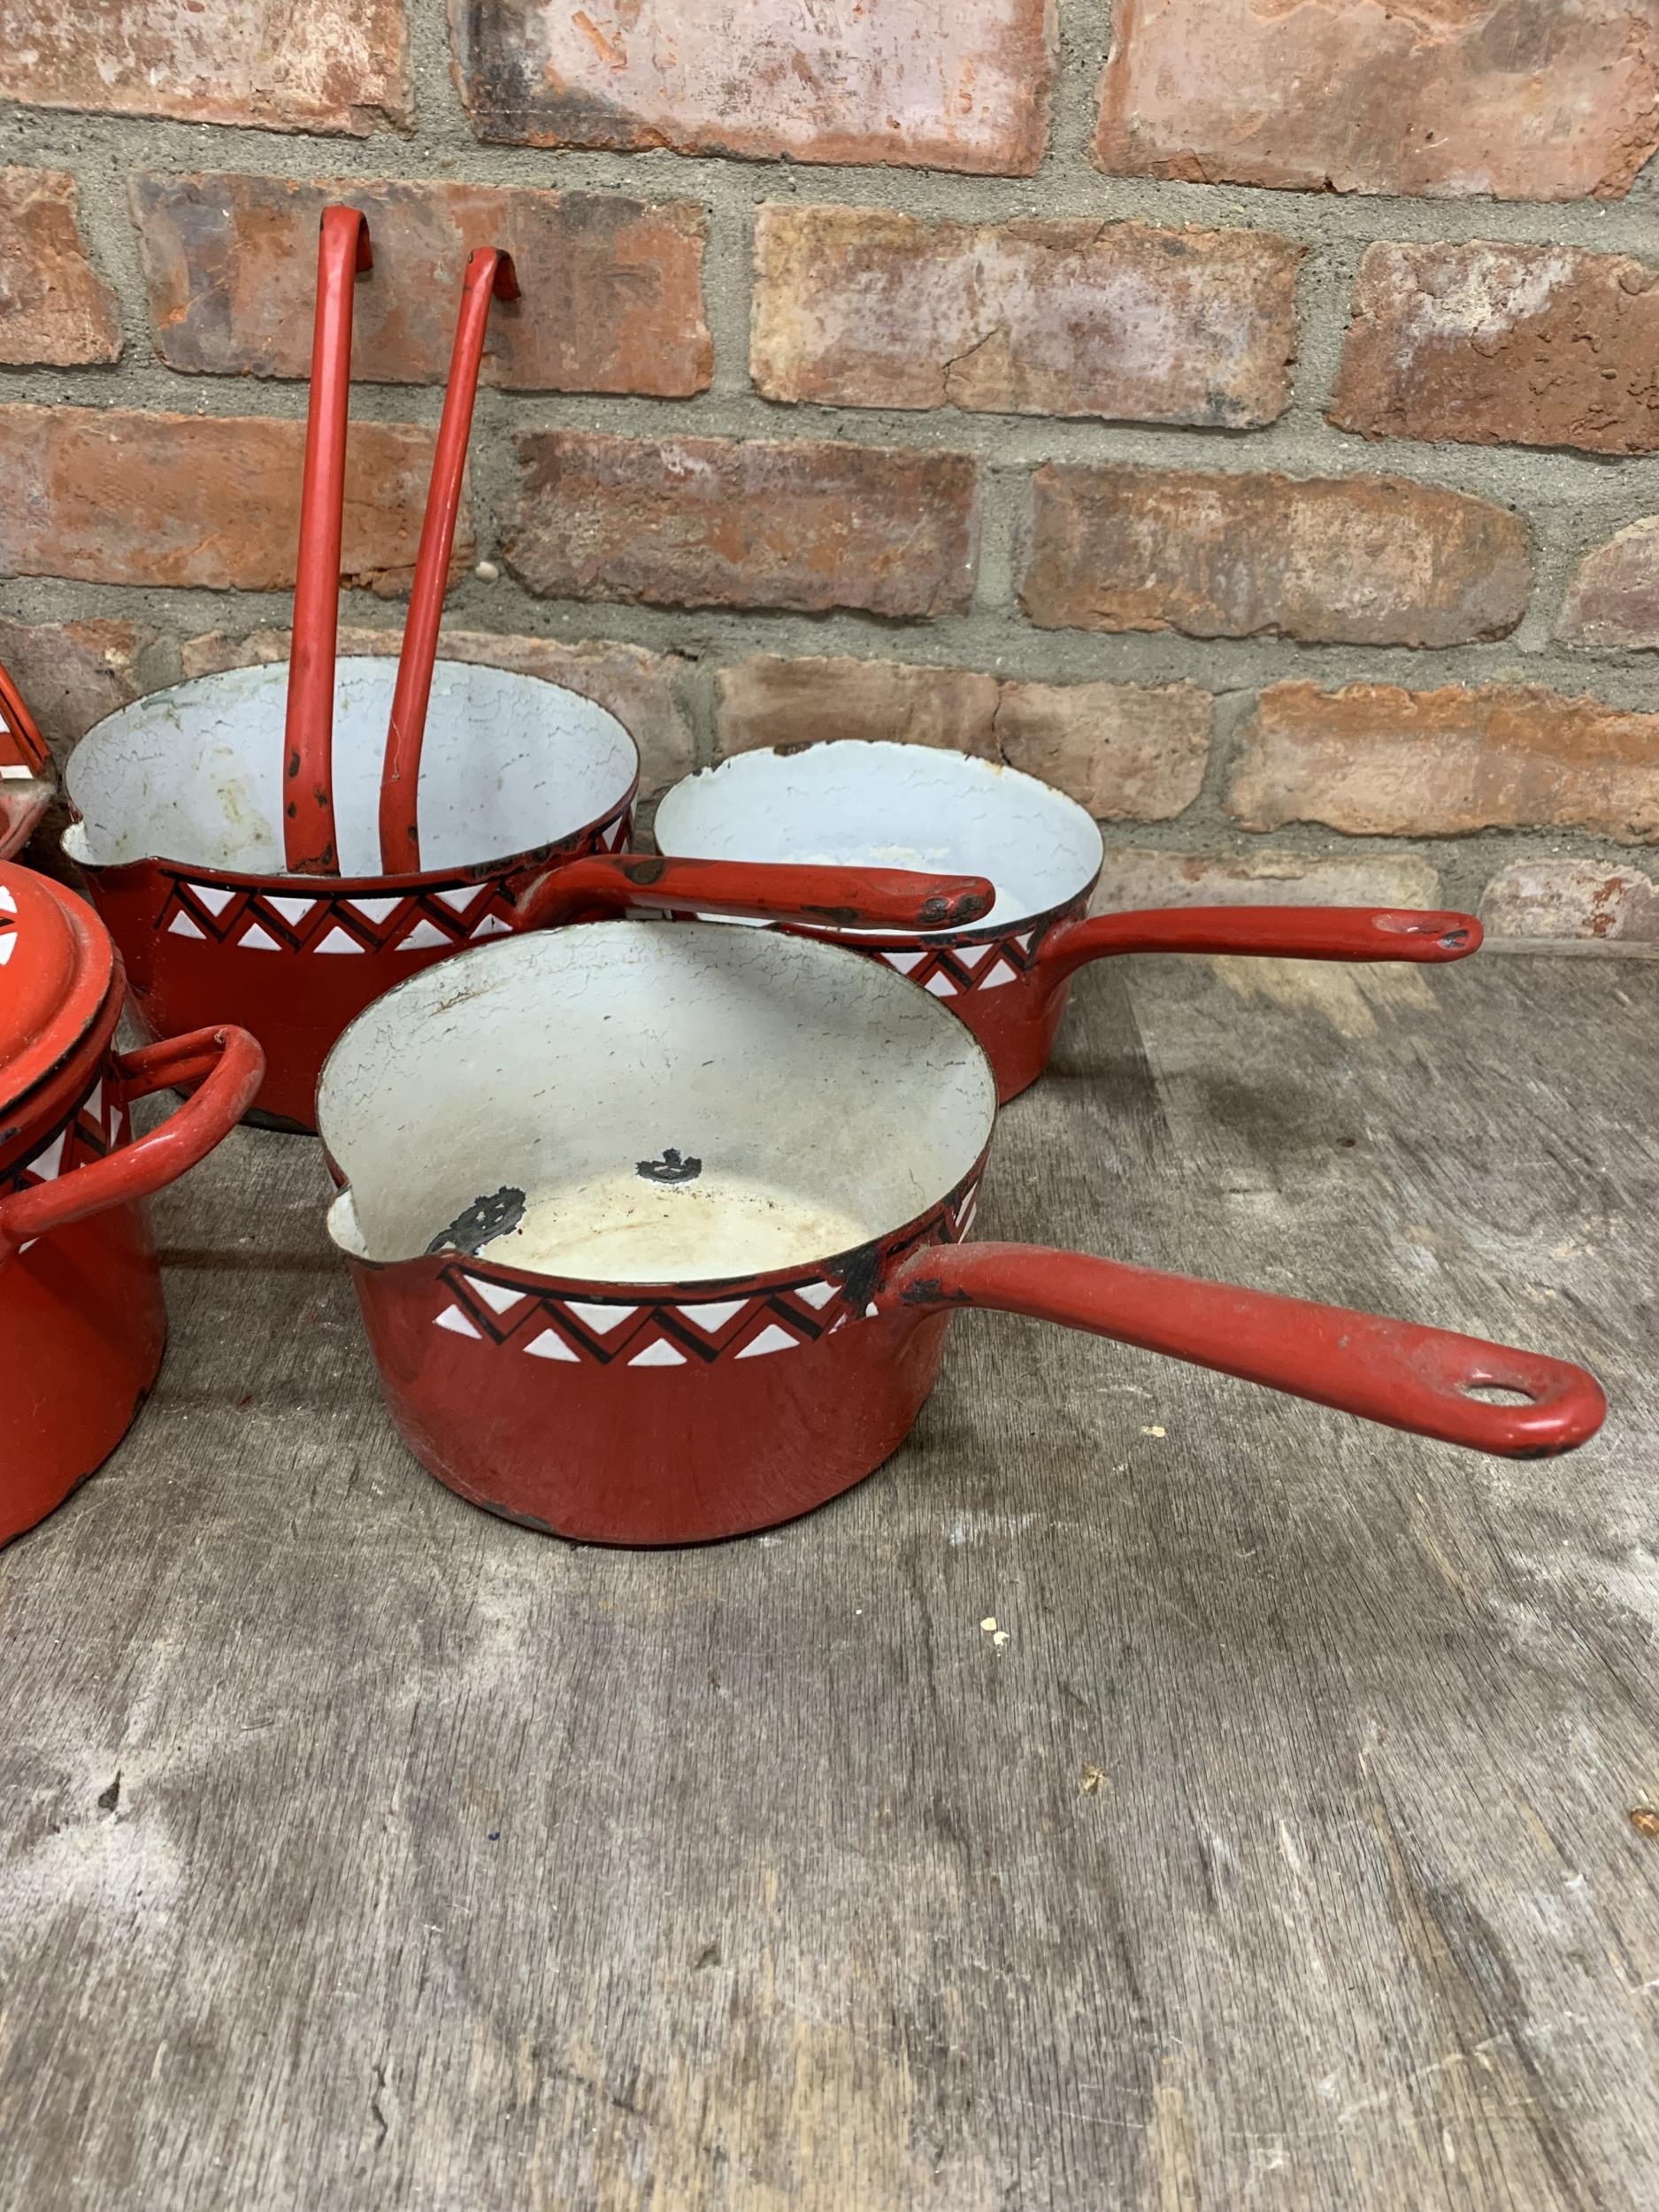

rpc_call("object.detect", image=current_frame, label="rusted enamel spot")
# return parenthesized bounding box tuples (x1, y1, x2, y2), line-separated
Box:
(636, 1147, 702, 1186)
(427, 1185, 526, 1256)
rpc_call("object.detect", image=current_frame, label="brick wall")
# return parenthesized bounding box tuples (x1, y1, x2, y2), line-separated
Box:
(3, 0, 1659, 942)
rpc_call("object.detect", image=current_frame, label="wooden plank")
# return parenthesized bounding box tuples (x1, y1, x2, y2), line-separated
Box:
(1, 952, 1655, 2210)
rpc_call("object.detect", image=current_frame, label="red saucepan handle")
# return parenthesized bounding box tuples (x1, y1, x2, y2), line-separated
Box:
(511, 854, 996, 934)
(1035, 906, 1481, 986)
(879, 1241, 1605, 1459)
(0, 1026, 265, 1261)
(379, 245, 519, 876)
(283, 204, 373, 877)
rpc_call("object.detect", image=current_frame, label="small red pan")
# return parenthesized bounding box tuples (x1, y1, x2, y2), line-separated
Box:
(316, 922, 1604, 1546)
(654, 741, 1483, 1102)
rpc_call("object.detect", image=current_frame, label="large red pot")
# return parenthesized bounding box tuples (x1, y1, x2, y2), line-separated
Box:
(654, 741, 1482, 1102)
(59, 657, 641, 1130)
(316, 924, 1603, 1546)
(0, 861, 264, 1543)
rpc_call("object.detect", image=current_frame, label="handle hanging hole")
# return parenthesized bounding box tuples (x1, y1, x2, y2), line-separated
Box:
(1463, 1382, 1538, 1405)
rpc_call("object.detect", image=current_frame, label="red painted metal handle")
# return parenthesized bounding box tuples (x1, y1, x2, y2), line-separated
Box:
(0, 652, 53, 856)
(511, 854, 996, 934)
(879, 1241, 1605, 1459)
(379, 246, 519, 875)
(0, 1026, 265, 1260)
(1037, 906, 1481, 986)
(283, 205, 373, 877)
(0, 654, 50, 779)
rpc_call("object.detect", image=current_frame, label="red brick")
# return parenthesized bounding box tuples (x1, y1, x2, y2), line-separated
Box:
(994, 681, 1210, 820)
(1479, 859, 1659, 943)
(132, 173, 710, 397)
(715, 656, 1210, 820)
(751, 208, 1300, 427)
(1094, 0, 1659, 201)
(717, 657, 1002, 760)
(1560, 518, 1659, 650)
(0, 618, 157, 762)
(0, 406, 464, 595)
(1022, 465, 1528, 647)
(0, 171, 120, 366)
(450, 0, 1053, 173)
(1330, 243, 1659, 457)
(181, 627, 693, 796)
(1230, 683, 1659, 843)
(0, 0, 408, 134)
(1094, 848, 1441, 916)
(505, 434, 978, 618)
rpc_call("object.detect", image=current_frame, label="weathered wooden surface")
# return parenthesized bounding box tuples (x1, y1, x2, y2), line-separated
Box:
(2, 952, 1655, 2210)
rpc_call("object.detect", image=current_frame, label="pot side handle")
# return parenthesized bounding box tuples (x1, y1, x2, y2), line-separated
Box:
(1033, 906, 1481, 987)
(0, 654, 51, 779)
(511, 853, 995, 935)
(879, 1240, 1605, 1460)
(0, 1026, 265, 1259)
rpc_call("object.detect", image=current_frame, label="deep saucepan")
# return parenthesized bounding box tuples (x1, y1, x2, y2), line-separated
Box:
(317, 923, 1603, 1546)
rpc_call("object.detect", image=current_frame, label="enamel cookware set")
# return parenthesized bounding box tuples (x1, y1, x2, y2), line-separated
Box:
(1, 206, 1607, 1549)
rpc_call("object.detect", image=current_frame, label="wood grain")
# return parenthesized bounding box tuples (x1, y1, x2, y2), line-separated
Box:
(1, 952, 1655, 2210)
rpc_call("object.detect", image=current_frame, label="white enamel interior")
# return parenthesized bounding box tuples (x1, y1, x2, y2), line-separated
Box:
(62, 658, 638, 879)
(319, 921, 996, 1283)
(654, 742, 1103, 931)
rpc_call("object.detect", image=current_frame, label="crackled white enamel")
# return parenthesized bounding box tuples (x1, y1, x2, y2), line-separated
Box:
(63, 657, 639, 880)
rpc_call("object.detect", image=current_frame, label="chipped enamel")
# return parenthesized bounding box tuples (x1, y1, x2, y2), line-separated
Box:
(320, 922, 995, 1309)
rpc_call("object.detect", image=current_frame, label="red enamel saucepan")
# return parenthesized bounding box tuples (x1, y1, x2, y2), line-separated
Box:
(316, 922, 1603, 1546)
(653, 741, 1482, 1102)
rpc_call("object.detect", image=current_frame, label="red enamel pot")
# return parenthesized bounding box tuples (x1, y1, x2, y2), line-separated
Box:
(0, 861, 264, 1545)
(60, 661, 992, 1132)
(59, 657, 642, 1131)
(316, 923, 1604, 1547)
(653, 741, 1484, 1102)
(0, 656, 53, 861)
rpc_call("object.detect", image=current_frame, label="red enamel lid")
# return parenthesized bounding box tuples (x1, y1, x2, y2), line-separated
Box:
(0, 862, 116, 1118)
